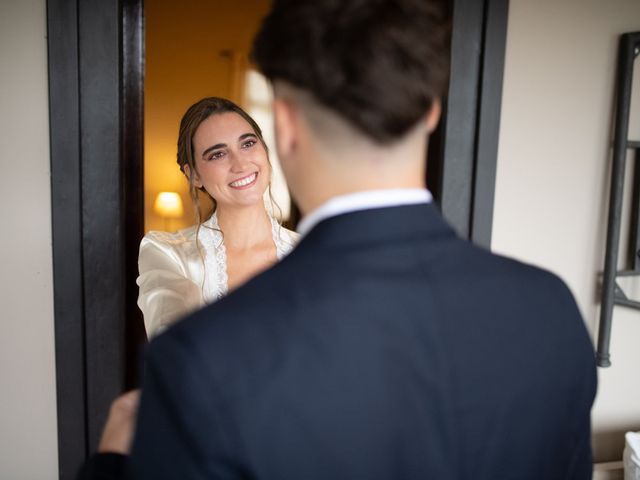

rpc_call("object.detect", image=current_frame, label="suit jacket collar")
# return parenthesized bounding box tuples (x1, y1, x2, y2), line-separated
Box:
(295, 203, 457, 251)
(297, 189, 434, 238)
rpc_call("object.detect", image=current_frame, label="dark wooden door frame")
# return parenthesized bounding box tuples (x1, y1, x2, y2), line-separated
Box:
(47, 0, 144, 479)
(428, 0, 509, 248)
(47, 0, 507, 478)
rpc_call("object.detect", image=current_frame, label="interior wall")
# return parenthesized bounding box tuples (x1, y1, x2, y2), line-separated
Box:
(0, 0, 58, 477)
(145, 0, 271, 232)
(492, 0, 640, 462)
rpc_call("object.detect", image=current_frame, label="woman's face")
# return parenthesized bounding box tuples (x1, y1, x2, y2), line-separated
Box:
(191, 112, 270, 209)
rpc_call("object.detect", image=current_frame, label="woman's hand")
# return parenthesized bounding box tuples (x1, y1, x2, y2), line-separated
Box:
(98, 389, 141, 455)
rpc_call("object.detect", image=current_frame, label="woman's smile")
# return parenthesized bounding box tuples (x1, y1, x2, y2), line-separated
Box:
(229, 172, 258, 189)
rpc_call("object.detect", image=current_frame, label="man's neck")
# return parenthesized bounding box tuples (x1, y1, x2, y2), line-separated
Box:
(299, 177, 426, 216)
(295, 141, 428, 215)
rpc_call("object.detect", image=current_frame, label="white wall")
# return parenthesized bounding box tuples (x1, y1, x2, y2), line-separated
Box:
(0, 0, 58, 477)
(493, 0, 640, 462)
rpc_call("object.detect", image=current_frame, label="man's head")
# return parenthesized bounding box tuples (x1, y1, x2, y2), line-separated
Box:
(252, 0, 450, 143)
(251, 0, 451, 212)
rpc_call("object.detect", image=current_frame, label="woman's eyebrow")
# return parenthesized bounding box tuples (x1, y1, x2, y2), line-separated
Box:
(201, 143, 226, 158)
(238, 133, 257, 141)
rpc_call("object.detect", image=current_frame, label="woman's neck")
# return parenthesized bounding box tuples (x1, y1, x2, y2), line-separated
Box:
(215, 203, 273, 251)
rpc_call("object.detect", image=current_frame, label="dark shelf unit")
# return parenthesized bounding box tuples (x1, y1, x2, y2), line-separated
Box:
(598, 31, 640, 367)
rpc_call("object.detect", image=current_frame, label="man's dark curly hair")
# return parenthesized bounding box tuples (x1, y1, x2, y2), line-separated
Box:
(251, 0, 451, 144)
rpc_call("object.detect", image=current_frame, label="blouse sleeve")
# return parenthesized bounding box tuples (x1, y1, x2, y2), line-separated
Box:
(137, 233, 203, 338)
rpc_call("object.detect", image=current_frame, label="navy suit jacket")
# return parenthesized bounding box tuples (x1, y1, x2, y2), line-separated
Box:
(83, 203, 597, 479)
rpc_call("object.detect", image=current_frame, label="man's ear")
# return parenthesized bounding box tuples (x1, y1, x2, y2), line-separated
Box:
(183, 164, 202, 188)
(425, 99, 442, 133)
(272, 97, 297, 159)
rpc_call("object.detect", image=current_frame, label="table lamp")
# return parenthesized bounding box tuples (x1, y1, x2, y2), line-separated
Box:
(154, 191, 184, 231)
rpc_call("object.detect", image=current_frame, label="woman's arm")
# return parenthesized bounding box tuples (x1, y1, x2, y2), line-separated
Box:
(137, 234, 202, 337)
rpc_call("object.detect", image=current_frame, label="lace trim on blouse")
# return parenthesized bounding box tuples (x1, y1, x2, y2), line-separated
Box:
(198, 212, 292, 302)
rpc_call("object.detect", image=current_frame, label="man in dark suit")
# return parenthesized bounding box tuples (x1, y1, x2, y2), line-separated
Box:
(81, 0, 597, 478)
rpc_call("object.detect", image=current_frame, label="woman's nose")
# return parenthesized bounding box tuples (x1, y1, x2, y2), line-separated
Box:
(230, 150, 251, 172)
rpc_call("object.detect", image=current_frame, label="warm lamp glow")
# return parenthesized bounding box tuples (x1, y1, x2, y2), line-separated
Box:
(154, 192, 184, 218)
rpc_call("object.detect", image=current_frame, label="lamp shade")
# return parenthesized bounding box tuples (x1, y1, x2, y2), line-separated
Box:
(154, 191, 184, 218)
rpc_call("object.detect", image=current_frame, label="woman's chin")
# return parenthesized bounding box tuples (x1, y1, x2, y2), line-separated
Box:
(218, 194, 266, 210)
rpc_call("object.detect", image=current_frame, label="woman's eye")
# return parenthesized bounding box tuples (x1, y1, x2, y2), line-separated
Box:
(208, 151, 225, 161)
(241, 140, 256, 149)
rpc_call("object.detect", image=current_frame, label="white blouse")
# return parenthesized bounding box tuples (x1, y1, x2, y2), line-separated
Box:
(137, 213, 298, 337)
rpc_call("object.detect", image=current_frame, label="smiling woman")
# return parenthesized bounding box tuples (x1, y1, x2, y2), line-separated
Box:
(187, 112, 271, 209)
(137, 97, 298, 337)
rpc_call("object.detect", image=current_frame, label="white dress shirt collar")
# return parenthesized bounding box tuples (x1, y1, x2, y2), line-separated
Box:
(297, 188, 433, 238)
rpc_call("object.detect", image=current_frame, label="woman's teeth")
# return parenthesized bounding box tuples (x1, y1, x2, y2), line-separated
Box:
(229, 173, 257, 188)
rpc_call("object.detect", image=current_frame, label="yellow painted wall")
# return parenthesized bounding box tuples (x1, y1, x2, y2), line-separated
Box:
(145, 0, 271, 232)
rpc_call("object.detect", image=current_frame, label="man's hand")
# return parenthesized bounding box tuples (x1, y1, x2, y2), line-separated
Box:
(98, 390, 141, 455)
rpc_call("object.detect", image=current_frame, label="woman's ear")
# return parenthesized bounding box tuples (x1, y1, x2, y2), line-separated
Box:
(425, 99, 442, 133)
(183, 164, 202, 188)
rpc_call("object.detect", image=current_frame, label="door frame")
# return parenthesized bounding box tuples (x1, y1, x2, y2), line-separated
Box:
(47, 0, 508, 478)
(428, 0, 509, 247)
(47, 0, 144, 478)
